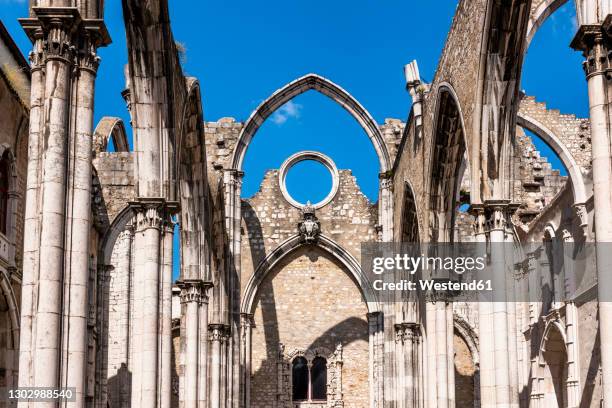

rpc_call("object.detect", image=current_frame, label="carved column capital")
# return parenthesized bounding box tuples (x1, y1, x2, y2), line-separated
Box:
(240, 313, 255, 328)
(394, 322, 421, 344)
(571, 17, 612, 78)
(208, 323, 230, 343)
(130, 199, 179, 232)
(176, 279, 212, 305)
(469, 200, 519, 235)
(379, 172, 394, 191)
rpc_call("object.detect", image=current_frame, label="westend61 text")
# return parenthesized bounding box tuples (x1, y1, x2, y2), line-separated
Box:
(373, 279, 493, 292)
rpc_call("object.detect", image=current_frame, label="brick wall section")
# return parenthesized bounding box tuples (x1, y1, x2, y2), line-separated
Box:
(250, 246, 369, 408)
(518, 95, 592, 171)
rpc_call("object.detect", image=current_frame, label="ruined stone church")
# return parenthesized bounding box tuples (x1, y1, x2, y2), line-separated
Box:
(1, 0, 612, 407)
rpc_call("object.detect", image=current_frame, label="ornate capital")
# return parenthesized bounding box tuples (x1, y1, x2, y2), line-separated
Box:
(240, 313, 255, 328)
(208, 323, 230, 343)
(469, 200, 518, 235)
(379, 172, 393, 191)
(20, 8, 110, 73)
(572, 202, 588, 228)
(176, 279, 212, 304)
(130, 199, 179, 232)
(394, 322, 421, 344)
(225, 169, 244, 188)
(571, 17, 612, 78)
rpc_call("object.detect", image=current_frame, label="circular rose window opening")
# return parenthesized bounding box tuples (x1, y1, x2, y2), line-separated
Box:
(279, 151, 339, 209)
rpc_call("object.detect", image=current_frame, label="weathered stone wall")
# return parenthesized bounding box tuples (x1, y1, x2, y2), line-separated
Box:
(513, 127, 569, 226)
(92, 152, 136, 229)
(519, 95, 592, 170)
(250, 246, 369, 408)
(240, 168, 378, 290)
(0, 34, 29, 277)
(242, 164, 376, 406)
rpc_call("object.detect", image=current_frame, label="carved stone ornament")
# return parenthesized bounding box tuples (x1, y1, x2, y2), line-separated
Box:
(298, 202, 321, 243)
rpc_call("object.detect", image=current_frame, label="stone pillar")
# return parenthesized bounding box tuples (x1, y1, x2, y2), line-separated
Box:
(470, 201, 519, 408)
(177, 280, 211, 408)
(198, 297, 211, 408)
(209, 324, 229, 408)
(367, 311, 384, 408)
(239, 313, 254, 408)
(159, 219, 175, 408)
(560, 230, 581, 408)
(571, 20, 612, 406)
(130, 200, 175, 407)
(17, 8, 109, 406)
(429, 297, 454, 408)
(394, 323, 422, 408)
(17, 23, 45, 393)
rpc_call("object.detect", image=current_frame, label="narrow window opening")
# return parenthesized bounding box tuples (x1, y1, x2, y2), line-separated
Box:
(311, 357, 327, 400)
(0, 154, 10, 236)
(292, 357, 308, 401)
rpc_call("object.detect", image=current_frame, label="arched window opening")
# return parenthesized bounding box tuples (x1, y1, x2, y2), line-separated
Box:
(241, 91, 380, 202)
(522, 1, 587, 117)
(311, 357, 327, 400)
(401, 184, 419, 243)
(430, 90, 466, 242)
(0, 153, 10, 236)
(542, 326, 569, 408)
(292, 357, 309, 401)
(454, 331, 476, 408)
(291, 355, 328, 402)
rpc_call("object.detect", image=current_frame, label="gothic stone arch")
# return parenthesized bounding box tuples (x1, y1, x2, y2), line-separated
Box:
(429, 86, 468, 242)
(241, 234, 382, 408)
(176, 78, 211, 281)
(241, 234, 380, 315)
(474, 0, 531, 200)
(517, 112, 588, 204)
(526, 0, 570, 48)
(93, 117, 130, 154)
(230, 73, 391, 174)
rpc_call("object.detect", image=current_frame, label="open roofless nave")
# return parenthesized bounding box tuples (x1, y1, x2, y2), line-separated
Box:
(0, 0, 612, 407)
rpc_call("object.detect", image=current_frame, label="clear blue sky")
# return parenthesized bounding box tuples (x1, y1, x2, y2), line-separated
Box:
(1, 0, 587, 278)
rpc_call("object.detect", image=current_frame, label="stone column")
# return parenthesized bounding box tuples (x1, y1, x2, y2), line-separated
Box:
(239, 313, 254, 408)
(423, 295, 454, 408)
(560, 230, 581, 408)
(571, 21, 612, 406)
(198, 295, 211, 408)
(177, 280, 210, 408)
(209, 324, 229, 408)
(17, 23, 45, 392)
(367, 311, 384, 408)
(130, 200, 174, 407)
(470, 201, 519, 408)
(17, 8, 109, 407)
(394, 323, 422, 408)
(159, 219, 175, 408)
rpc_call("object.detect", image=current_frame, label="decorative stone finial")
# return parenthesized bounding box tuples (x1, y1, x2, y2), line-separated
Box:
(298, 201, 320, 243)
